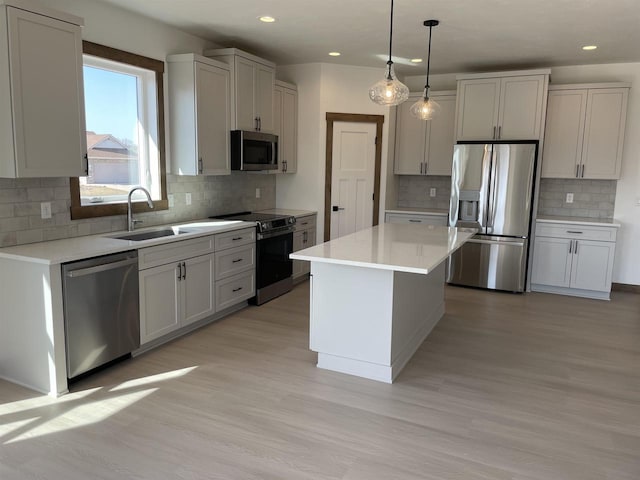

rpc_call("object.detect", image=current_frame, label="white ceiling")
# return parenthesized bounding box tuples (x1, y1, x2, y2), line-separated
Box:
(98, 0, 640, 76)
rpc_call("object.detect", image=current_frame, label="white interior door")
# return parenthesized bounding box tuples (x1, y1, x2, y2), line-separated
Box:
(330, 122, 376, 240)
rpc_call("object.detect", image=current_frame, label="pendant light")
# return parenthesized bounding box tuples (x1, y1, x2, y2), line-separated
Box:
(368, 0, 409, 106)
(410, 20, 441, 120)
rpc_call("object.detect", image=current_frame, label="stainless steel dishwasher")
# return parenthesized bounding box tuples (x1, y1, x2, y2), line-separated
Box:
(62, 250, 140, 379)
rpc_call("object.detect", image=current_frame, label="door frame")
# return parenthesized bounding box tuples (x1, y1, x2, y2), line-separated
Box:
(324, 112, 384, 241)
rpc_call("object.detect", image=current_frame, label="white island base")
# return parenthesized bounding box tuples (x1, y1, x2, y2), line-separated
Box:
(311, 261, 446, 383)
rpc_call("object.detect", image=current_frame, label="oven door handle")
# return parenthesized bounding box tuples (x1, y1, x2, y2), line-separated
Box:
(257, 228, 294, 240)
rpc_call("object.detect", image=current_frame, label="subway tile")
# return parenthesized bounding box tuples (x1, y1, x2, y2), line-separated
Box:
(0, 188, 27, 203)
(0, 231, 17, 247)
(16, 229, 44, 245)
(27, 187, 54, 202)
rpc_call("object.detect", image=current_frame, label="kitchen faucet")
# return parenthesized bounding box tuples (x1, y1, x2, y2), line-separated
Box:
(127, 186, 154, 231)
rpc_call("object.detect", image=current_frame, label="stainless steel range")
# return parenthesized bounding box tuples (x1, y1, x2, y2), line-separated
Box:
(211, 212, 296, 305)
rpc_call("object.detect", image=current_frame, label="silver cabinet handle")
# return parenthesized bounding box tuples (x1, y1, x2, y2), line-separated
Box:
(566, 230, 583, 234)
(581, 164, 585, 178)
(232, 287, 243, 292)
(232, 236, 243, 241)
(424, 162, 428, 175)
(409, 219, 422, 223)
(66, 257, 137, 278)
(569, 240, 573, 254)
(493, 126, 496, 139)
(574, 240, 579, 254)
(498, 125, 501, 139)
(232, 258, 243, 263)
(198, 157, 203, 174)
(177, 263, 182, 281)
(575, 164, 580, 178)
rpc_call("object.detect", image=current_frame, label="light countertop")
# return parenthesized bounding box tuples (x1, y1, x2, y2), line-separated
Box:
(0, 219, 255, 265)
(385, 207, 448, 216)
(536, 216, 620, 228)
(291, 223, 475, 275)
(258, 208, 317, 217)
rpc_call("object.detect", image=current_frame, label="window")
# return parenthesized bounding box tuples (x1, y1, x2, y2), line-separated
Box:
(70, 42, 167, 219)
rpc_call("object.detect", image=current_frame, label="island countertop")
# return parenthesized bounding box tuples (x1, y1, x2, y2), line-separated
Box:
(291, 223, 475, 275)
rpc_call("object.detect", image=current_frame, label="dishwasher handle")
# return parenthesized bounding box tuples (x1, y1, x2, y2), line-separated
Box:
(65, 257, 138, 278)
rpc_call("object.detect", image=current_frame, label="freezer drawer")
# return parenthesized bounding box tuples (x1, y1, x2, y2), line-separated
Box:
(447, 236, 528, 292)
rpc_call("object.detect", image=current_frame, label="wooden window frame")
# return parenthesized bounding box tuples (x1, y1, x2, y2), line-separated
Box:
(70, 41, 168, 220)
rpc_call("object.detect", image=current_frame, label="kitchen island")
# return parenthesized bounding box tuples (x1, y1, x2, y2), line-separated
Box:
(291, 223, 475, 383)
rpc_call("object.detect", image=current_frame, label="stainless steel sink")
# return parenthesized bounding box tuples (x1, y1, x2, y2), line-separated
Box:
(112, 228, 194, 241)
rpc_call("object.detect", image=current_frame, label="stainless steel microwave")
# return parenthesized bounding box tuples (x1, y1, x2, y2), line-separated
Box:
(230, 130, 278, 171)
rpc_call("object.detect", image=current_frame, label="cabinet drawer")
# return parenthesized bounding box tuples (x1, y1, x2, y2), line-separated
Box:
(385, 213, 448, 226)
(215, 227, 256, 250)
(294, 214, 317, 231)
(535, 223, 617, 242)
(215, 244, 255, 280)
(139, 235, 215, 270)
(215, 271, 255, 311)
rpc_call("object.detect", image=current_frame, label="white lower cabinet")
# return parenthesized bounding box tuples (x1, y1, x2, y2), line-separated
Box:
(385, 212, 448, 226)
(531, 221, 618, 300)
(139, 227, 256, 345)
(293, 213, 317, 281)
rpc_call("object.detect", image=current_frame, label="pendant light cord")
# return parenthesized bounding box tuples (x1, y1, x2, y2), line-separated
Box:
(386, 0, 395, 78)
(423, 23, 433, 99)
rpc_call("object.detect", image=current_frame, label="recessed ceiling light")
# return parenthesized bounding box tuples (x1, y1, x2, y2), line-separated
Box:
(410, 58, 423, 63)
(259, 16, 276, 23)
(329, 52, 341, 57)
(582, 45, 597, 51)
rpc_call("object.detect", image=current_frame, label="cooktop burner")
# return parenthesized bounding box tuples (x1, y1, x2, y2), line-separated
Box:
(210, 211, 296, 233)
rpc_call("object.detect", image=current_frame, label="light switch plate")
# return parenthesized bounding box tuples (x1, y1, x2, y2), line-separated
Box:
(566, 193, 574, 204)
(185, 193, 192, 205)
(168, 194, 175, 208)
(256, 188, 261, 199)
(430, 188, 437, 198)
(40, 202, 51, 219)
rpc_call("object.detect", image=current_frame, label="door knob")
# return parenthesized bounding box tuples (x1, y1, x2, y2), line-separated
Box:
(332, 206, 345, 212)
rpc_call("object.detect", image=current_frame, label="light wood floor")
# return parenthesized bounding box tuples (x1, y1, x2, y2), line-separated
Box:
(1, 283, 639, 479)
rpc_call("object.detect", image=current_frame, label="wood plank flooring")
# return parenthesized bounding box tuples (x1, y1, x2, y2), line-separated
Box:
(0, 283, 639, 479)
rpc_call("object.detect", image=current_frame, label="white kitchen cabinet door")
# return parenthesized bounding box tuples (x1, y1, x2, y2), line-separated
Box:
(139, 262, 182, 344)
(281, 86, 297, 173)
(531, 237, 573, 288)
(425, 94, 456, 175)
(541, 90, 587, 178)
(498, 76, 545, 140)
(302, 228, 316, 275)
(195, 61, 231, 175)
(570, 240, 615, 292)
(581, 88, 628, 179)
(182, 254, 216, 327)
(394, 94, 427, 175)
(235, 56, 257, 131)
(292, 230, 305, 278)
(256, 63, 275, 133)
(1, 7, 86, 178)
(273, 86, 282, 163)
(456, 78, 501, 141)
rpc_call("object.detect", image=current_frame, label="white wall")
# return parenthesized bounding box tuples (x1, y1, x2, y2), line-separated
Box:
(276, 63, 392, 242)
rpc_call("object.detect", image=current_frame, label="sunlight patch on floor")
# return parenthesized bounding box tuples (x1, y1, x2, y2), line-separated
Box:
(109, 365, 198, 391)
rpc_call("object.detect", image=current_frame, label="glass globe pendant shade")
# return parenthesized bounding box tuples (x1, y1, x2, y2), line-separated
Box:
(369, 63, 409, 106)
(410, 96, 441, 120)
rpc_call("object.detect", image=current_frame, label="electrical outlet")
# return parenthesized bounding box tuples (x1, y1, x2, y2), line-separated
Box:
(185, 193, 192, 205)
(430, 188, 437, 198)
(168, 194, 175, 208)
(566, 193, 574, 204)
(255, 188, 261, 199)
(40, 202, 51, 219)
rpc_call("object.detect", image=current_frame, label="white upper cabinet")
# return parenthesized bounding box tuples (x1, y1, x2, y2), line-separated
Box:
(205, 48, 276, 133)
(455, 70, 549, 141)
(168, 54, 231, 176)
(0, 3, 87, 178)
(541, 84, 629, 180)
(272, 80, 298, 174)
(394, 92, 455, 176)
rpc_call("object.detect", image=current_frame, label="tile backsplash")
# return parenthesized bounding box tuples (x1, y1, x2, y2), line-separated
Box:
(0, 173, 276, 247)
(396, 176, 617, 220)
(537, 178, 616, 219)
(397, 175, 452, 210)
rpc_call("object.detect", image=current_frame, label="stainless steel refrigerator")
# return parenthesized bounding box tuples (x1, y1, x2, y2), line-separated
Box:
(448, 142, 537, 292)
